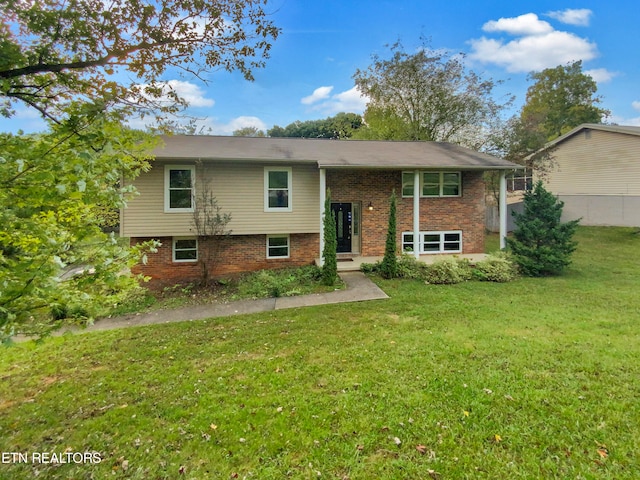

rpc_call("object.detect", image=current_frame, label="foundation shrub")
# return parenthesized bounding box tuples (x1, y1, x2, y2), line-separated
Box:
(237, 265, 323, 299)
(396, 254, 428, 279)
(473, 252, 519, 282)
(425, 257, 473, 285)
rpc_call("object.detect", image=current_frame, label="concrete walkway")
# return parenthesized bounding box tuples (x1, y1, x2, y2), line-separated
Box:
(55, 272, 388, 336)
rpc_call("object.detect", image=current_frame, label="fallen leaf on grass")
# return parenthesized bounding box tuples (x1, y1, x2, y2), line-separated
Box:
(597, 448, 608, 458)
(416, 444, 427, 454)
(393, 437, 402, 446)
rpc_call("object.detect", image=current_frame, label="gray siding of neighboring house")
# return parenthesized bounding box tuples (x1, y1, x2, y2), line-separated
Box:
(121, 160, 320, 237)
(557, 195, 640, 227)
(543, 128, 640, 227)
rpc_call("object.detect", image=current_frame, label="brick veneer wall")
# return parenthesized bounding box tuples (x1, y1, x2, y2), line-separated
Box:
(327, 169, 486, 256)
(131, 233, 319, 288)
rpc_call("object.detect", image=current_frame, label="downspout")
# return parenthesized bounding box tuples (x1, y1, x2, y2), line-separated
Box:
(319, 168, 326, 266)
(413, 170, 420, 259)
(499, 170, 507, 250)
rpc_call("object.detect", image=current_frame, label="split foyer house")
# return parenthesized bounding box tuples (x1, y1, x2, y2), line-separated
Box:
(538, 123, 640, 227)
(121, 135, 519, 286)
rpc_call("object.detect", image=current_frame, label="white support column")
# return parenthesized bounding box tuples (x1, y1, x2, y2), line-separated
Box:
(319, 168, 326, 266)
(499, 171, 507, 250)
(413, 170, 420, 259)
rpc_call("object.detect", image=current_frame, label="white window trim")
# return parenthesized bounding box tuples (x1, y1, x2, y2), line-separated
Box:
(266, 234, 290, 259)
(164, 165, 195, 213)
(402, 230, 462, 254)
(264, 167, 293, 212)
(172, 237, 198, 263)
(401, 171, 462, 198)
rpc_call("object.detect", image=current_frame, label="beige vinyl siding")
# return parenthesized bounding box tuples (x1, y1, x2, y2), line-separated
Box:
(121, 161, 320, 237)
(544, 129, 640, 196)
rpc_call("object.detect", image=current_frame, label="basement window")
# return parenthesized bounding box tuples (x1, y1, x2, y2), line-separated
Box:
(173, 237, 198, 262)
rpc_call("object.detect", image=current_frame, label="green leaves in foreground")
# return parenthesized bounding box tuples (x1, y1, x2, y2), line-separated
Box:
(0, 110, 159, 339)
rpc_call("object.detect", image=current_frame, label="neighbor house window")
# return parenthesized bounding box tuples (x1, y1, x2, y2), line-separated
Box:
(402, 231, 462, 254)
(264, 167, 292, 211)
(173, 237, 198, 262)
(267, 235, 290, 258)
(401, 171, 461, 197)
(165, 165, 195, 212)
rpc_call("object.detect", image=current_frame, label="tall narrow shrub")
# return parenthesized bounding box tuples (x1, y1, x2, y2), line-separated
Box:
(379, 189, 398, 279)
(322, 189, 338, 285)
(507, 181, 580, 276)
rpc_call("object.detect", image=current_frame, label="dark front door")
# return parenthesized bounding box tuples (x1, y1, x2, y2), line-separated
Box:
(331, 203, 352, 253)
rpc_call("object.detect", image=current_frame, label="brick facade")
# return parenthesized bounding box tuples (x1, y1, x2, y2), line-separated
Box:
(327, 169, 485, 256)
(132, 233, 319, 288)
(132, 169, 486, 287)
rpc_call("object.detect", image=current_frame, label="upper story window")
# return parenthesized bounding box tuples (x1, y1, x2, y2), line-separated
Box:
(165, 165, 195, 212)
(264, 167, 292, 212)
(402, 171, 461, 198)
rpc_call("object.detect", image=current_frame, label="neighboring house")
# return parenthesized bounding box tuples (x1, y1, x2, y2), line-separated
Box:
(539, 124, 640, 227)
(121, 136, 518, 286)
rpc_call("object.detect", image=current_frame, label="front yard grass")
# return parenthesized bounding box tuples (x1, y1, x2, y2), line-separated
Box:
(1, 226, 639, 479)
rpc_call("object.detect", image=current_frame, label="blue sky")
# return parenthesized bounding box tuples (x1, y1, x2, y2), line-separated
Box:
(6, 0, 640, 134)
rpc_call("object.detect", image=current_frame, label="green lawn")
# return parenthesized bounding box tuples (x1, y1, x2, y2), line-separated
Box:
(1, 227, 639, 479)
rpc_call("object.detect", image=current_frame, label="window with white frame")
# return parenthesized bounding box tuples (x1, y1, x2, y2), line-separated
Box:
(165, 165, 195, 212)
(267, 235, 290, 258)
(402, 231, 462, 254)
(173, 237, 198, 262)
(402, 233, 415, 252)
(264, 167, 292, 211)
(423, 172, 460, 197)
(401, 171, 461, 197)
(402, 172, 415, 197)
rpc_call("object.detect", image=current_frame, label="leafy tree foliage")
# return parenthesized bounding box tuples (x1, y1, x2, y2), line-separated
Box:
(507, 181, 580, 276)
(0, 0, 280, 339)
(0, 110, 158, 340)
(0, 0, 280, 124)
(192, 164, 232, 287)
(321, 189, 337, 286)
(505, 61, 609, 168)
(233, 126, 266, 137)
(522, 61, 608, 140)
(268, 113, 363, 139)
(379, 190, 398, 279)
(352, 41, 511, 149)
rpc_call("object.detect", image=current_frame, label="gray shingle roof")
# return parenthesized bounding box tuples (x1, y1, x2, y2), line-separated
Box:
(542, 123, 640, 150)
(154, 135, 519, 170)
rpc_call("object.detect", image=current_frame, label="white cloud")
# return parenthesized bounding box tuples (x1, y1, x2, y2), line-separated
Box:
(164, 80, 215, 107)
(482, 13, 553, 36)
(132, 80, 214, 108)
(546, 8, 592, 26)
(469, 13, 598, 73)
(632, 101, 640, 112)
(223, 116, 267, 134)
(301, 86, 334, 105)
(127, 114, 266, 136)
(609, 114, 640, 126)
(303, 86, 368, 114)
(585, 68, 616, 83)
